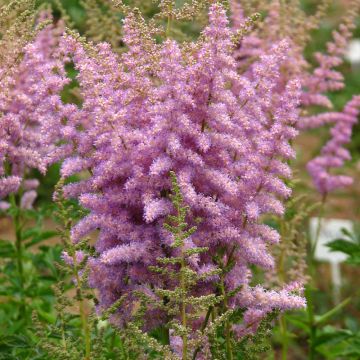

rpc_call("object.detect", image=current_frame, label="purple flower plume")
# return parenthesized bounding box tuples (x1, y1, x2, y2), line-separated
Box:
(59, 4, 305, 330)
(0, 12, 68, 201)
(307, 96, 360, 194)
(231, 0, 360, 194)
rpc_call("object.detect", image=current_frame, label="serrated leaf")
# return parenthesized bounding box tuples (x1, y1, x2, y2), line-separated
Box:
(326, 239, 359, 256)
(24, 230, 58, 248)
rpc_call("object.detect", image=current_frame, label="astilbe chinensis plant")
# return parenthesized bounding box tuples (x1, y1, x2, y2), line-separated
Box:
(230, 0, 360, 195)
(0, 0, 358, 358)
(58, 4, 306, 358)
(0, 0, 70, 339)
(299, 2, 360, 196)
(0, 4, 69, 206)
(229, 4, 360, 358)
(0, 0, 37, 204)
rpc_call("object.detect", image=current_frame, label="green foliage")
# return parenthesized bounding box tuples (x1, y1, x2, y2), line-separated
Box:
(32, 181, 129, 359)
(316, 322, 360, 359)
(327, 225, 360, 265)
(0, 181, 127, 359)
(128, 171, 280, 359)
(236, 311, 279, 360)
(0, 199, 61, 358)
(137, 171, 223, 359)
(283, 224, 360, 360)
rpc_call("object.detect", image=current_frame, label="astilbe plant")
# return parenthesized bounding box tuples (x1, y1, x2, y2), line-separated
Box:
(58, 3, 305, 358)
(230, 0, 360, 195)
(0, 0, 70, 336)
(0, 4, 68, 207)
(229, 2, 360, 358)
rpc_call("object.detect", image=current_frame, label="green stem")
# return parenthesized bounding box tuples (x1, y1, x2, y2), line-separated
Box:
(10, 194, 26, 319)
(225, 318, 233, 360)
(110, 330, 116, 352)
(278, 219, 288, 360)
(180, 255, 188, 360)
(166, 3, 172, 39)
(211, 246, 238, 360)
(73, 253, 91, 359)
(280, 315, 288, 360)
(159, 325, 170, 345)
(220, 275, 233, 360)
(306, 286, 316, 360)
(59, 187, 91, 360)
(310, 193, 327, 261)
(59, 309, 67, 352)
(166, 16, 171, 38)
(307, 193, 327, 360)
(192, 306, 213, 360)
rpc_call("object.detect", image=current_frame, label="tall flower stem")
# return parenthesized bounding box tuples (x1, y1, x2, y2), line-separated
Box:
(306, 286, 316, 360)
(278, 219, 288, 360)
(58, 183, 91, 360)
(280, 316, 289, 360)
(307, 192, 327, 360)
(180, 254, 188, 360)
(166, 3, 172, 38)
(223, 293, 233, 360)
(191, 307, 213, 360)
(311, 193, 327, 261)
(72, 253, 91, 360)
(168, 172, 189, 360)
(219, 270, 233, 360)
(10, 193, 26, 319)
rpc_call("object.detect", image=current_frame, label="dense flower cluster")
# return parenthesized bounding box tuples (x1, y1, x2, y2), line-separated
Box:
(230, 0, 360, 194)
(59, 3, 305, 337)
(0, 11, 67, 206)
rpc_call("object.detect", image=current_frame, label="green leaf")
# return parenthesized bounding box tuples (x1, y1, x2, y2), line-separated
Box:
(327, 239, 359, 255)
(24, 230, 58, 248)
(315, 297, 351, 326)
(314, 326, 353, 347)
(0, 239, 15, 258)
(285, 313, 310, 333)
(340, 227, 354, 239)
(36, 309, 56, 324)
